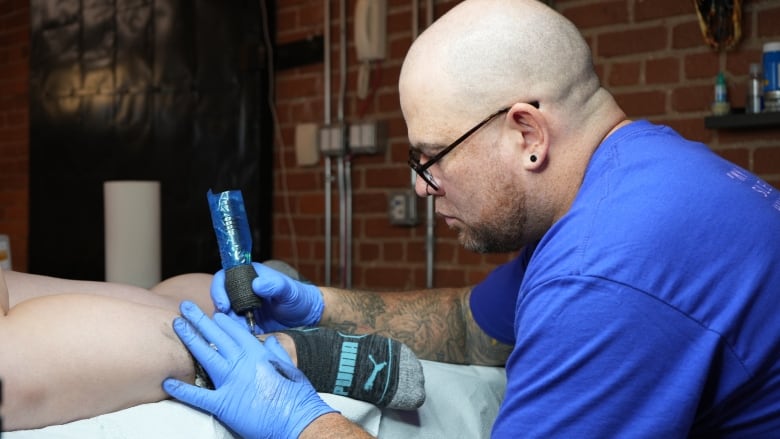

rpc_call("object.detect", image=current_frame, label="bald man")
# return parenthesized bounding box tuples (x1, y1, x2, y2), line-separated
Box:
(164, 1, 780, 437)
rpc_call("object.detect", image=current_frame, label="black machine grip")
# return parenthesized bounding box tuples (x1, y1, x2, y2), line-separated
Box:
(224, 264, 263, 314)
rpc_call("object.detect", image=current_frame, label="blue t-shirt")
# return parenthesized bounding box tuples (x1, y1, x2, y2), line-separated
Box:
(470, 120, 780, 438)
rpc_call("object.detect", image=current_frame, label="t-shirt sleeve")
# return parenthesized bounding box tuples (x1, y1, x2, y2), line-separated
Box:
(469, 247, 533, 345)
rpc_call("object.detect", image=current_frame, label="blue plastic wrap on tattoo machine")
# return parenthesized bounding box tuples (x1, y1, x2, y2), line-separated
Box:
(207, 189, 262, 330)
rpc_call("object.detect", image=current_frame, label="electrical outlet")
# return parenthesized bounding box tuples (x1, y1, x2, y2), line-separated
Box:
(349, 121, 386, 155)
(388, 190, 419, 226)
(319, 125, 346, 156)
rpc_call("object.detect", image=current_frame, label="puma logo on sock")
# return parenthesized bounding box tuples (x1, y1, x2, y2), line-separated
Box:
(333, 341, 358, 396)
(363, 354, 388, 391)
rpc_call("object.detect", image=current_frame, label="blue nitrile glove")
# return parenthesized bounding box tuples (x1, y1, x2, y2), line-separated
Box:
(210, 261, 324, 333)
(163, 301, 337, 439)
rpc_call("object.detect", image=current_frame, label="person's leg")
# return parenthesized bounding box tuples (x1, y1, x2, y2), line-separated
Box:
(6, 270, 214, 314)
(1, 266, 423, 431)
(151, 272, 216, 313)
(1, 269, 197, 431)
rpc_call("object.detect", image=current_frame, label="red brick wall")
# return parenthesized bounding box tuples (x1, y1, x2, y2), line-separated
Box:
(2, 0, 779, 285)
(273, 0, 780, 289)
(0, 0, 30, 272)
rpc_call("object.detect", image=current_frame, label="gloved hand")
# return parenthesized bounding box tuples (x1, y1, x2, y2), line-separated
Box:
(163, 301, 337, 439)
(211, 261, 324, 333)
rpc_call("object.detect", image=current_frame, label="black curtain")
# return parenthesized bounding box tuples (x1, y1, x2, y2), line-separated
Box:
(28, 0, 275, 280)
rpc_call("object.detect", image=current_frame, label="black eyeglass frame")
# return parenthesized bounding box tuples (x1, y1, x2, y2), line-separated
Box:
(408, 101, 539, 191)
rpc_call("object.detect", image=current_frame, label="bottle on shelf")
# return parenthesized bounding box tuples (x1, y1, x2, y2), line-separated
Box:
(712, 71, 731, 116)
(764, 42, 780, 112)
(746, 63, 763, 114)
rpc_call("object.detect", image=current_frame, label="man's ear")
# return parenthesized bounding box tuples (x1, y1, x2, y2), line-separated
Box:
(509, 102, 549, 170)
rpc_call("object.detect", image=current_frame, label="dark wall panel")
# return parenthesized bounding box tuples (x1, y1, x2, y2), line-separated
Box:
(29, 0, 274, 281)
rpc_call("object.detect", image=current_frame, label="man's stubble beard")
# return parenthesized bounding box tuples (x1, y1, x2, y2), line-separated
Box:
(455, 191, 528, 254)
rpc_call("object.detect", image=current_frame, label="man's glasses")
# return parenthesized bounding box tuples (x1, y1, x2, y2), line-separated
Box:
(408, 101, 539, 191)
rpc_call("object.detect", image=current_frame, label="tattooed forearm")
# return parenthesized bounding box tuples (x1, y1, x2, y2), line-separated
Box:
(319, 286, 509, 365)
(381, 291, 466, 363)
(462, 292, 512, 366)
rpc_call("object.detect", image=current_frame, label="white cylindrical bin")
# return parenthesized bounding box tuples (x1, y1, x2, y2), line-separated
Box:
(104, 181, 161, 288)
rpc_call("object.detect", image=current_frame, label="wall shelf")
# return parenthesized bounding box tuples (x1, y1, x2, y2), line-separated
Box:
(705, 111, 780, 130)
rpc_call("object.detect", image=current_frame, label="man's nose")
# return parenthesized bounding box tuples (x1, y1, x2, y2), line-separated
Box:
(413, 175, 429, 197)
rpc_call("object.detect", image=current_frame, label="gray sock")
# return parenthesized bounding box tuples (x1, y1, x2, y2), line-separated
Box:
(281, 327, 426, 410)
(263, 260, 426, 409)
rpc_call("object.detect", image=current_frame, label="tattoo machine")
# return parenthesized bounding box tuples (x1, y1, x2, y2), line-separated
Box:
(207, 189, 263, 331)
